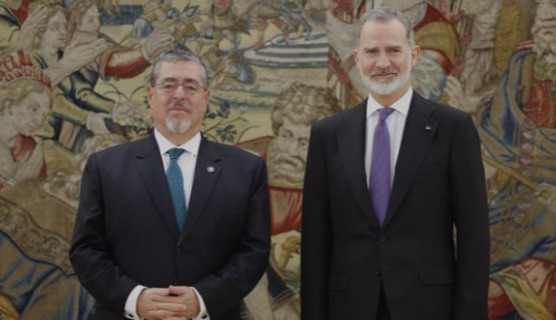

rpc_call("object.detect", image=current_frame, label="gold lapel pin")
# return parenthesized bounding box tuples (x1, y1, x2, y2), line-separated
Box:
(206, 167, 215, 173)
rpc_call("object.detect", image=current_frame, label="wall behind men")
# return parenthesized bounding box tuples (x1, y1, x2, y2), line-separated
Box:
(0, 0, 554, 319)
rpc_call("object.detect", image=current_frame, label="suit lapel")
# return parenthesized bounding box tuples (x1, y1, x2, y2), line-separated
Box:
(337, 100, 380, 227)
(134, 135, 180, 240)
(383, 93, 437, 228)
(180, 138, 222, 242)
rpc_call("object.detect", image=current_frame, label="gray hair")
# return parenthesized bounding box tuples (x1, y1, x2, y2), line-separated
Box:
(147, 50, 209, 89)
(355, 8, 415, 47)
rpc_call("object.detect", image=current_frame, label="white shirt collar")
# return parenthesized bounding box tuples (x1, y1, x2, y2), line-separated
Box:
(366, 87, 413, 119)
(154, 128, 201, 157)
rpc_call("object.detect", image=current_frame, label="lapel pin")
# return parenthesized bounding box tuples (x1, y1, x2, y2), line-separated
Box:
(425, 126, 432, 131)
(206, 166, 215, 173)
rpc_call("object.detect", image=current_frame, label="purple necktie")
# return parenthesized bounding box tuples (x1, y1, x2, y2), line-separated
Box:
(370, 107, 395, 227)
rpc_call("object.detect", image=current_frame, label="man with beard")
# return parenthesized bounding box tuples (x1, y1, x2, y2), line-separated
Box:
(70, 50, 270, 320)
(301, 8, 490, 320)
(478, 0, 556, 318)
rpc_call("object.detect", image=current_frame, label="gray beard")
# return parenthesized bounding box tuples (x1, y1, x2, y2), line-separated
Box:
(166, 117, 191, 134)
(359, 69, 409, 96)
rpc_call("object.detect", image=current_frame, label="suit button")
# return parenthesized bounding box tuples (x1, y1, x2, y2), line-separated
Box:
(374, 271, 381, 276)
(379, 235, 386, 242)
(177, 247, 183, 253)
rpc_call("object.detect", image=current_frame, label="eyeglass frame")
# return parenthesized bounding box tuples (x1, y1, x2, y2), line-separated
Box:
(154, 78, 208, 95)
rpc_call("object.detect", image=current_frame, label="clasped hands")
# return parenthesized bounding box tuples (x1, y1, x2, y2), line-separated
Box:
(138, 286, 201, 320)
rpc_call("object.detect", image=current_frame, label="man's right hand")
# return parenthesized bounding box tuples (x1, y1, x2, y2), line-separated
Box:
(137, 288, 187, 320)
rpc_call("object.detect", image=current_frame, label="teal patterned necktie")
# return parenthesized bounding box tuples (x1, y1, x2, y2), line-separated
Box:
(167, 148, 186, 231)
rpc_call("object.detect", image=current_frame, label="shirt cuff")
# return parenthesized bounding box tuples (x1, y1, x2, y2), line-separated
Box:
(124, 285, 147, 319)
(191, 287, 210, 320)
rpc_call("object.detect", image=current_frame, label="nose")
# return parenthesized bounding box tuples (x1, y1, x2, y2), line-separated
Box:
(375, 53, 392, 69)
(172, 85, 187, 99)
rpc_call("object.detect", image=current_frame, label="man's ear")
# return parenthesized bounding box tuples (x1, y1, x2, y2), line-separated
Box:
(411, 45, 421, 66)
(353, 48, 360, 67)
(203, 89, 211, 111)
(146, 85, 154, 106)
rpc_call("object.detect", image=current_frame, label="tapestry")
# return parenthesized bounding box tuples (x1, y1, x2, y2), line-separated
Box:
(0, 0, 554, 319)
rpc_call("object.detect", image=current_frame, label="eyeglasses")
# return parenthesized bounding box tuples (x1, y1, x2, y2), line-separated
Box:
(156, 80, 205, 95)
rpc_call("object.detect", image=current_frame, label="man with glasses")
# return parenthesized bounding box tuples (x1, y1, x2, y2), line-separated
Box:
(70, 50, 270, 320)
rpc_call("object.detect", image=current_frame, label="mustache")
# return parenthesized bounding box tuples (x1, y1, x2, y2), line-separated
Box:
(370, 68, 398, 76)
(168, 101, 192, 112)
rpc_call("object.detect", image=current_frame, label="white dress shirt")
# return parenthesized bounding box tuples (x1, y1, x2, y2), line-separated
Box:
(124, 129, 210, 320)
(365, 88, 413, 188)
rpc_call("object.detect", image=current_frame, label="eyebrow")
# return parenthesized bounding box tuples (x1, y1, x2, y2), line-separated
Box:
(363, 45, 403, 50)
(160, 77, 200, 85)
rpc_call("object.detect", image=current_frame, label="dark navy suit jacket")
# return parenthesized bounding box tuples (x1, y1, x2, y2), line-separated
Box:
(70, 133, 270, 320)
(301, 93, 490, 320)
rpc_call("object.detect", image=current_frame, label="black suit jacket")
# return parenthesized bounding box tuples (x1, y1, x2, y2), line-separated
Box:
(301, 93, 490, 320)
(70, 133, 270, 320)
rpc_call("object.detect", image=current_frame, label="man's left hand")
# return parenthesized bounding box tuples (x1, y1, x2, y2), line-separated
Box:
(149, 286, 201, 320)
